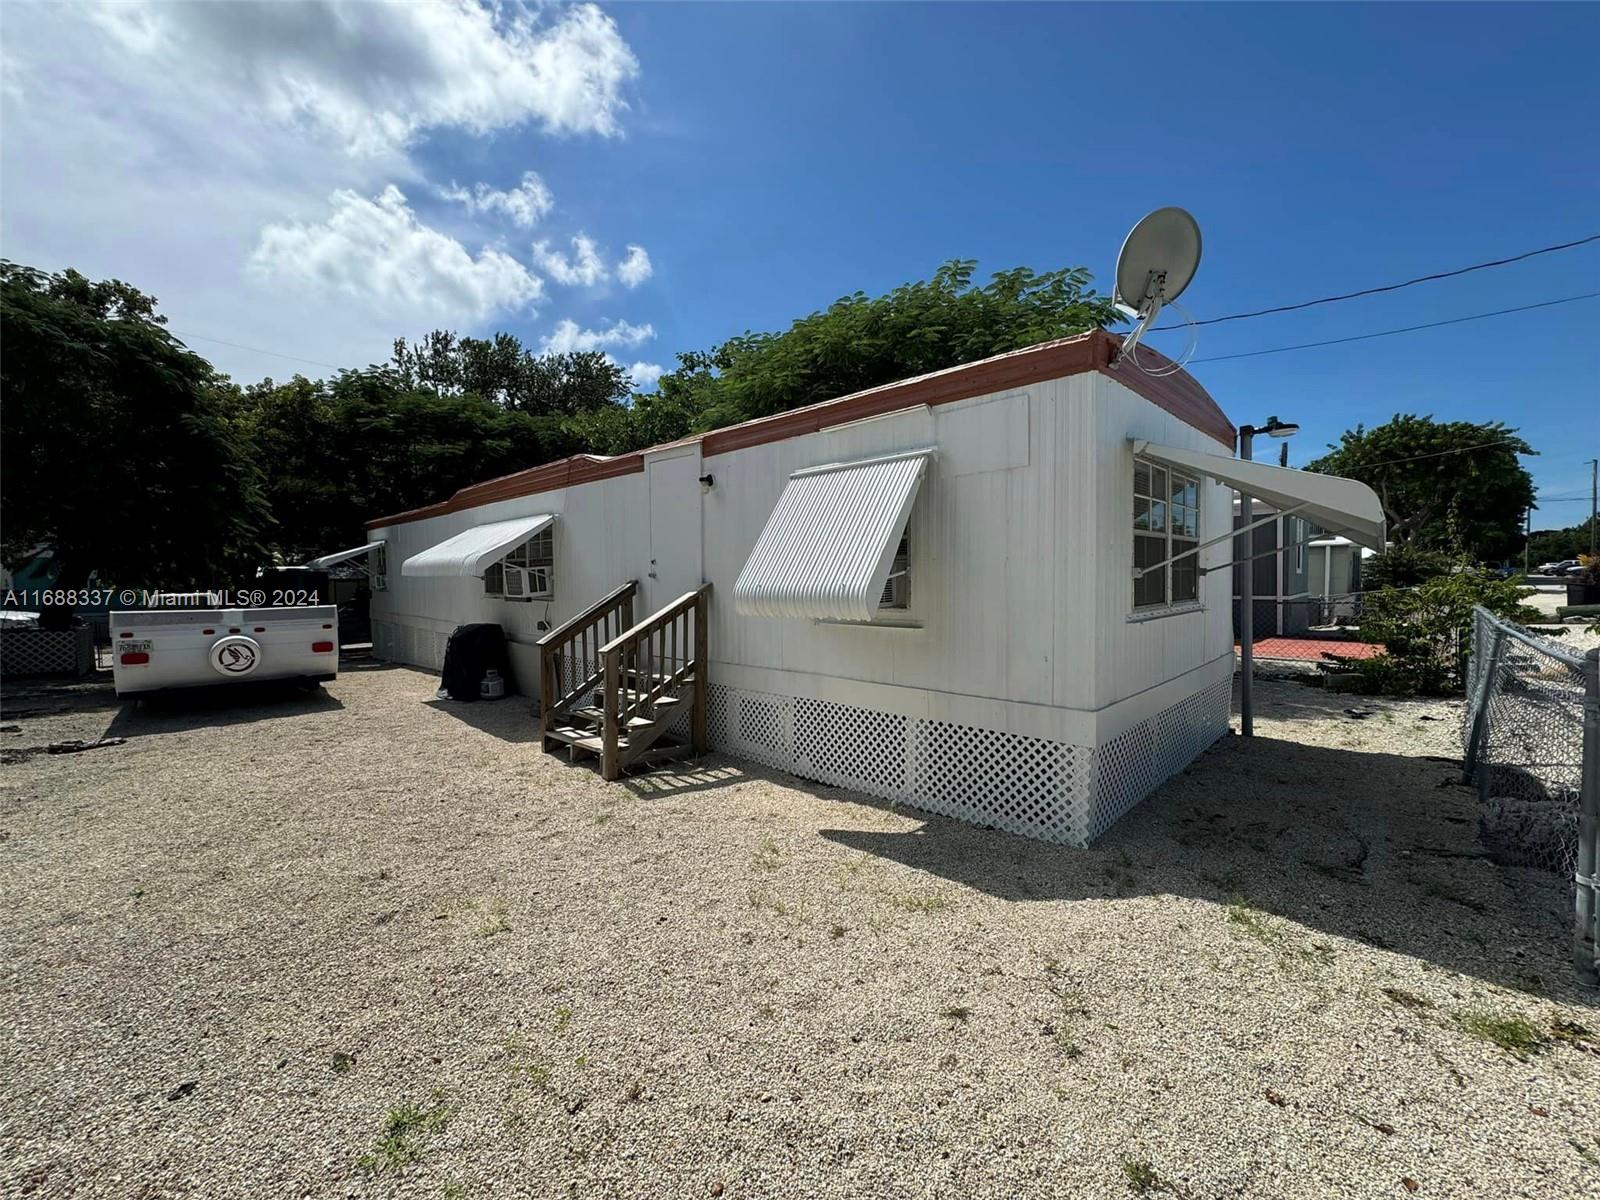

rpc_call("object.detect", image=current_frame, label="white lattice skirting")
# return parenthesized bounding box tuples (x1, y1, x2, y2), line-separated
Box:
(707, 678, 1231, 847)
(0, 626, 96, 679)
(373, 615, 1230, 847)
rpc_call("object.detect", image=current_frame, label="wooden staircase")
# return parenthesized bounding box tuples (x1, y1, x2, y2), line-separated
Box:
(536, 581, 710, 780)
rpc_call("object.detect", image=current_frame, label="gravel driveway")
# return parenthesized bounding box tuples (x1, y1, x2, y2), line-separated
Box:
(2, 662, 1597, 1199)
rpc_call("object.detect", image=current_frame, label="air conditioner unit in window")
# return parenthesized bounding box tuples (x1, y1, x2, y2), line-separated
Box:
(503, 566, 530, 599)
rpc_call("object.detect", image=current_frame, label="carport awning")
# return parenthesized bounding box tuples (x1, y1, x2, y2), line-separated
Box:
(734, 448, 934, 622)
(305, 541, 384, 569)
(401, 514, 555, 578)
(1132, 439, 1387, 551)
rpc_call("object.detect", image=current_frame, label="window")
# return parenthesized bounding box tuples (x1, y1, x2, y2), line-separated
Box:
(1133, 456, 1201, 611)
(484, 527, 554, 601)
(879, 535, 910, 610)
(369, 545, 387, 591)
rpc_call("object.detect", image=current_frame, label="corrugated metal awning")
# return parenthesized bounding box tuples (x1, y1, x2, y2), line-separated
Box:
(1133, 439, 1386, 550)
(734, 449, 935, 622)
(305, 541, 384, 569)
(401, 514, 555, 578)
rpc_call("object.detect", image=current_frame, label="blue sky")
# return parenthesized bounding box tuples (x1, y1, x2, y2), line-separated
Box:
(3, 2, 1595, 526)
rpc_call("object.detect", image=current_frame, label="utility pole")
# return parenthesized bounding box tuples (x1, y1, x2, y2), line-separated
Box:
(1236, 415, 1299, 737)
(1525, 506, 1532, 577)
(1590, 458, 1597, 559)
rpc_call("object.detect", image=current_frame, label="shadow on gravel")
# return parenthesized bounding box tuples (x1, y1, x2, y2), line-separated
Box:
(104, 683, 344, 739)
(1, 672, 123, 717)
(624, 759, 751, 797)
(423, 695, 541, 743)
(815, 734, 1583, 1003)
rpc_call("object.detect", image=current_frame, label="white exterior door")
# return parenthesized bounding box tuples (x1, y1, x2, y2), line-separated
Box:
(646, 451, 704, 613)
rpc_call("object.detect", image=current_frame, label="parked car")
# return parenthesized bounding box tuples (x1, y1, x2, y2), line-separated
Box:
(1551, 560, 1582, 576)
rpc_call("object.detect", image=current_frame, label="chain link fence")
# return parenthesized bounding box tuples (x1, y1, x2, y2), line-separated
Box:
(1461, 606, 1599, 983)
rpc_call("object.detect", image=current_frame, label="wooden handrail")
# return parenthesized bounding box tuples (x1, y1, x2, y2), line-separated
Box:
(535, 580, 637, 649)
(539, 580, 636, 738)
(598, 584, 711, 779)
(596, 586, 707, 656)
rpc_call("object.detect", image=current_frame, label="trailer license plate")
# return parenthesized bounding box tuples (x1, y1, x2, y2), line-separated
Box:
(121, 640, 153, 653)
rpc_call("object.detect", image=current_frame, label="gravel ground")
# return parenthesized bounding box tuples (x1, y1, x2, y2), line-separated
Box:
(3, 662, 1598, 1200)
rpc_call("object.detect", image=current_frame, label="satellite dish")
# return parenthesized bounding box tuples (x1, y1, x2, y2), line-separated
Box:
(1112, 207, 1202, 367)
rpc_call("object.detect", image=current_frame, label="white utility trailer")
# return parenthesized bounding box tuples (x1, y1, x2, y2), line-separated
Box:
(110, 605, 340, 696)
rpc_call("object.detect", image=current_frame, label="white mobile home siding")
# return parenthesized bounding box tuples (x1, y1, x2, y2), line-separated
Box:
(370, 363, 1233, 846)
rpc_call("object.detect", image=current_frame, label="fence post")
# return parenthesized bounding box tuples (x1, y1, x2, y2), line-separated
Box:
(1577, 647, 1600, 987)
(1462, 618, 1506, 785)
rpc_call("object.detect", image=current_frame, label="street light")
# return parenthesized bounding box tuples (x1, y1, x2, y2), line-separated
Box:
(1237, 415, 1299, 737)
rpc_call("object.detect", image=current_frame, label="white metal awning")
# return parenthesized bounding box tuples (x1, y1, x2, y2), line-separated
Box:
(401, 514, 555, 578)
(734, 448, 935, 621)
(1132, 440, 1387, 551)
(305, 541, 384, 570)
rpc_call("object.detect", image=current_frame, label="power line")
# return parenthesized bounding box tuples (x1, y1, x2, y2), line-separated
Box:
(1151, 232, 1600, 331)
(1188, 292, 1600, 364)
(167, 328, 350, 371)
(1335, 438, 1525, 471)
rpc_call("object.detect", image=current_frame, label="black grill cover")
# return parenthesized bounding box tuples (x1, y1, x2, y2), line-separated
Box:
(440, 623, 514, 702)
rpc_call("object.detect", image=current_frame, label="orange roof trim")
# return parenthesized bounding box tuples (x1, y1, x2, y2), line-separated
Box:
(367, 329, 1234, 529)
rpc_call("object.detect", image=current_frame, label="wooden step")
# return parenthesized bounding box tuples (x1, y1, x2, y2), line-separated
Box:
(567, 694, 685, 728)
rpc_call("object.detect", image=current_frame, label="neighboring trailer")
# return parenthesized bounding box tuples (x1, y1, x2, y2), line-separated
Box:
(110, 606, 340, 696)
(353, 330, 1383, 846)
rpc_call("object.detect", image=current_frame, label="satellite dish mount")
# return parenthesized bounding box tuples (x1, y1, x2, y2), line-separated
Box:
(1112, 207, 1202, 369)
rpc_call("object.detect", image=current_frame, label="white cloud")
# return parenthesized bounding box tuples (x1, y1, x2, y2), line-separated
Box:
(0, 2, 651, 382)
(249, 186, 543, 322)
(627, 361, 664, 390)
(616, 244, 653, 288)
(441, 172, 554, 229)
(540, 317, 655, 354)
(91, 0, 639, 155)
(533, 234, 608, 287)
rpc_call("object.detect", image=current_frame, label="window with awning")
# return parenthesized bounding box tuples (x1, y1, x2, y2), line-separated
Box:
(1131, 440, 1386, 551)
(401, 514, 557, 579)
(733, 449, 934, 623)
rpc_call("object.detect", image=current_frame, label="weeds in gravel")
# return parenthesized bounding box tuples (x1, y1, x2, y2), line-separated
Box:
(476, 902, 511, 938)
(941, 1005, 972, 1022)
(885, 891, 951, 914)
(553, 1005, 573, 1032)
(355, 1097, 450, 1176)
(746, 887, 791, 917)
(1120, 1156, 1190, 1197)
(753, 837, 783, 871)
(1381, 987, 1435, 1011)
(1225, 898, 1334, 968)
(503, 1037, 554, 1088)
(829, 923, 848, 940)
(1453, 1007, 1551, 1056)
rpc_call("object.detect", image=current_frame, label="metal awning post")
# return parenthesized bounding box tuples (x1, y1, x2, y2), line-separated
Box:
(1134, 504, 1307, 580)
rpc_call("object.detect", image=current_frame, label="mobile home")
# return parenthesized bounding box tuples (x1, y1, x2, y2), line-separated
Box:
(341, 331, 1383, 847)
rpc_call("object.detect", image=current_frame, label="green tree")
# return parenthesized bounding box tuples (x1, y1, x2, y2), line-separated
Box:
(1341, 565, 1540, 696)
(1306, 415, 1535, 561)
(231, 367, 586, 561)
(390, 331, 628, 415)
(652, 259, 1119, 434)
(1525, 516, 1598, 566)
(0, 262, 270, 622)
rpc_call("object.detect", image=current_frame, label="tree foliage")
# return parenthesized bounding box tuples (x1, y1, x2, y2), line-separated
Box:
(649, 260, 1119, 434)
(0, 262, 270, 605)
(1526, 516, 1598, 566)
(0, 256, 1117, 577)
(1306, 415, 1535, 561)
(1339, 566, 1540, 696)
(390, 331, 628, 415)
